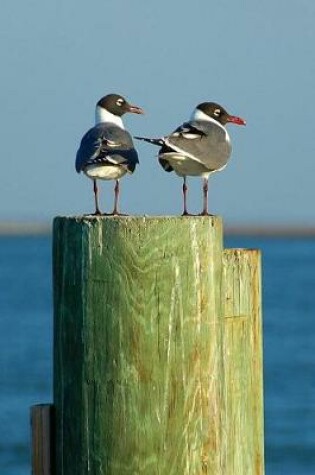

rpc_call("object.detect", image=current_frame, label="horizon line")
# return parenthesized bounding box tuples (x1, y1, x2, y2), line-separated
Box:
(0, 219, 315, 237)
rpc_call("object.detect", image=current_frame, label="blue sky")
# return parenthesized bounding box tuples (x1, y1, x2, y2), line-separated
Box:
(1, 0, 314, 224)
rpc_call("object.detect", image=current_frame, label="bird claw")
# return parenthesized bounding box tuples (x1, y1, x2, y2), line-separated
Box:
(198, 212, 213, 217)
(109, 212, 128, 216)
(83, 211, 102, 217)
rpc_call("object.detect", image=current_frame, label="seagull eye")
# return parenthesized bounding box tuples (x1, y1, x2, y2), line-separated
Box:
(116, 98, 124, 106)
(214, 108, 221, 117)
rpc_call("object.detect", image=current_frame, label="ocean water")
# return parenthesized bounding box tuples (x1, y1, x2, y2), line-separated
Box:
(0, 234, 314, 474)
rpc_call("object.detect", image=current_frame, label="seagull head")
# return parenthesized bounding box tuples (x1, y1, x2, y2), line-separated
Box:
(97, 94, 144, 117)
(194, 102, 246, 127)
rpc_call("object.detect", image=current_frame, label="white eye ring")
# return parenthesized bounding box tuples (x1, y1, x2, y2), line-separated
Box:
(214, 108, 221, 117)
(116, 98, 124, 106)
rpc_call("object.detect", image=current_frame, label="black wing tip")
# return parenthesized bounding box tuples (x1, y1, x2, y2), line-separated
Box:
(134, 136, 164, 146)
(75, 156, 83, 173)
(158, 158, 174, 173)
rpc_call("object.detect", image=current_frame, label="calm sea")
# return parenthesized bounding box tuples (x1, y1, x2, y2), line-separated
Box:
(0, 235, 314, 474)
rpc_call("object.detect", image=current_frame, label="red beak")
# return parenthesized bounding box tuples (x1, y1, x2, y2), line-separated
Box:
(127, 104, 145, 115)
(226, 115, 246, 126)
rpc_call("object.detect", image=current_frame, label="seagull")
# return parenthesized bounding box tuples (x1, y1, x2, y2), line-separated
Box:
(135, 102, 246, 215)
(76, 93, 144, 215)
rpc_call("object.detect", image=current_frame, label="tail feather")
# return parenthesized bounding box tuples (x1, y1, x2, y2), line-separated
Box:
(134, 136, 164, 146)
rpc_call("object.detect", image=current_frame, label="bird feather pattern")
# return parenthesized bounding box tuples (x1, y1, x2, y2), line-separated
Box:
(76, 123, 139, 174)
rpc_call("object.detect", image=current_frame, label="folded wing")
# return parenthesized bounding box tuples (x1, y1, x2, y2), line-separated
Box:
(76, 123, 139, 174)
(165, 120, 232, 171)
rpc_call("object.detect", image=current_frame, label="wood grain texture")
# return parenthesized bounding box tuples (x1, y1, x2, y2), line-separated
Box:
(221, 249, 264, 474)
(53, 216, 224, 474)
(31, 404, 53, 475)
(53, 216, 264, 474)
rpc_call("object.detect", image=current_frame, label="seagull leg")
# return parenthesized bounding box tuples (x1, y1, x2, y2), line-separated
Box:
(112, 180, 120, 215)
(93, 179, 102, 215)
(182, 176, 189, 216)
(200, 177, 210, 216)
(109, 180, 128, 216)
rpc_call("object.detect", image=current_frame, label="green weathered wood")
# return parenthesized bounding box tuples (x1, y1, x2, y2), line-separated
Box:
(53, 216, 264, 474)
(53, 216, 224, 474)
(221, 250, 264, 474)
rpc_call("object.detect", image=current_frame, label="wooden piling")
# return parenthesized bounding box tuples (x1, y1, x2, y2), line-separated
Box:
(52, 216, 264, 474)
(31, 404, 53, 475)
(221, 250, 264, 474)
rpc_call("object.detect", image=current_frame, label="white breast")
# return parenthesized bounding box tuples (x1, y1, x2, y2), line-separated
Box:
(84, 164, 127, 180)
(159, 152, 209, 177)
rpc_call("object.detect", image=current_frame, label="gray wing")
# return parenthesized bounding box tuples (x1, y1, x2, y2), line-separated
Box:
(164, 120, 232, 171)
(76, 123, 139, 173)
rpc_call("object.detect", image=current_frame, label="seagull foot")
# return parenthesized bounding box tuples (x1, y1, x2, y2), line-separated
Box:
(198, 211, 214, 217)
(84, 210, 102, 216)
(108, 211, 128, 216)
